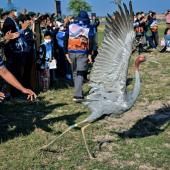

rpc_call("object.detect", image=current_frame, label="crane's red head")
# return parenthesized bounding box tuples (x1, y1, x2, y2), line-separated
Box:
(135, 55, 146, 71)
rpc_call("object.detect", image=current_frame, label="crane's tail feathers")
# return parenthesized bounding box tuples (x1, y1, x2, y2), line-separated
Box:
(39, 119, 88, 151)
(84, 98, 99, 102)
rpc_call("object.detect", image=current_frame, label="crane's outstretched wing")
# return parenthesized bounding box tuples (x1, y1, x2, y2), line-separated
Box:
(90, 2, 135, 95)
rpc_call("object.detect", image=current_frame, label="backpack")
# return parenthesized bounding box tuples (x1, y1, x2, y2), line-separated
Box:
(68, 23, 90, 51)
(150, 25, 158, 32)
(135, 26, 144, 36)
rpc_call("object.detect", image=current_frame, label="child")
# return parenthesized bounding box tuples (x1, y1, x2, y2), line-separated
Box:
(164, 28, 170, 51)
(160, 28, 170, 52)
(37, 31, 56, 91)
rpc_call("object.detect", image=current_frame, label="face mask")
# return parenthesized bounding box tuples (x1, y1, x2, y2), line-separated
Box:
(60, 26, 64, 31)
(44, 39, 51, 43)
(14, 11, 18, 17)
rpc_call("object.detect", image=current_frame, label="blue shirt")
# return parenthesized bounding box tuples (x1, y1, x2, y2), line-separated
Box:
(165, 34, 170, 47)
(39, 42, 53, 69)
(45, 43, 52, 61)
(56, 31, 66, 48)
(10, 17, 26, 52)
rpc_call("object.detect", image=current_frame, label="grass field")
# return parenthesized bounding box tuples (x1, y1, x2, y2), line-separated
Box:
(0, 23, 170, 170)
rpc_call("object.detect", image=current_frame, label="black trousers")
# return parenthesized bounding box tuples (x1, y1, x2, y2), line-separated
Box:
(22, 51, 34, 88)
(56, 47, 67, 78)
(5, 51, 24, 97)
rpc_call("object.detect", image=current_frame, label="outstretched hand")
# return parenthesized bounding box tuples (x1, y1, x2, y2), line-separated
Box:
(21, 88, 37, 101)
(4, 31, 20, 41)
(0, 92, 5, 102)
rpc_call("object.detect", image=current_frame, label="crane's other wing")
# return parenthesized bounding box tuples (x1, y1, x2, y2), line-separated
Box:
(90, 2, 135, 95)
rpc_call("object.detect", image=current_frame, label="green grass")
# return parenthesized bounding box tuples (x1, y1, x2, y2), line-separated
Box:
(0, 24, 170, 170)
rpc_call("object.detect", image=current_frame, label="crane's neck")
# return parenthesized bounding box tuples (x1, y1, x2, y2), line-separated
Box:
(126, 55, 145, 110)
(132, 70, 141, 103)
(127, 70, 141, 108)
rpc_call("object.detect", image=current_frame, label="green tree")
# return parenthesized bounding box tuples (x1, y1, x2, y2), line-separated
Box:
(68, 0, 91, 15)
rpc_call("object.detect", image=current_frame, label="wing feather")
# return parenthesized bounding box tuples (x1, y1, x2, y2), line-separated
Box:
(90, 2, 135, 95)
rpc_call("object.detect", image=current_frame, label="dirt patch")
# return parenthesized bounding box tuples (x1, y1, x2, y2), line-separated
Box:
(103, 101, 170, 130)
(139, 164, 163, 170)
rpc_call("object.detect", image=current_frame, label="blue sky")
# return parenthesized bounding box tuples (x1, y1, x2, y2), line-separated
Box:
(0, 0, 169, 16)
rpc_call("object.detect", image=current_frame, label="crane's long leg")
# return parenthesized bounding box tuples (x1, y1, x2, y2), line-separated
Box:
(40, 120, 86, 150)
(81, 123, 94, 159)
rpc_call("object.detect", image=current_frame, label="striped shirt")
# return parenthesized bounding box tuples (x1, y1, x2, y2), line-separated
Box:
(0, 56, 4, 68)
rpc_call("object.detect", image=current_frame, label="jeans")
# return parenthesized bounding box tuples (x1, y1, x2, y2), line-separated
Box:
(146, 35, 156, 48)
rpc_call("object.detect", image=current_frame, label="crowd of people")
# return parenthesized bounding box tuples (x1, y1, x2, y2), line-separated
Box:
(133, 10, 170, 53)
(0, 7, 100, 102)
(0, 6, 170, 103)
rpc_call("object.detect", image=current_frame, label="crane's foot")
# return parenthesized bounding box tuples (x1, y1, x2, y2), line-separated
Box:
(39, 145, 49, 151)
(39, 146, 60, 153)
(81, 124, 97, 160)
(89, 155, 95, 160)
(89, 152, 97, 160)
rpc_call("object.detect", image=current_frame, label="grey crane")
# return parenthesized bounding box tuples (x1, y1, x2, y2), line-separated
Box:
(40, 1, 146, 159)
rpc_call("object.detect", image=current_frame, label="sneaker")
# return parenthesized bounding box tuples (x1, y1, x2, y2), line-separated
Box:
(150, 48, 157, 52)
(73, 96, 84, 102)
(166, 47, 170, 52)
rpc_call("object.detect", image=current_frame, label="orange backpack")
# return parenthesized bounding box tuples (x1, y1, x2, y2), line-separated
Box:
(135, 27, 144, 33)
(150, 25, 158, 32)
